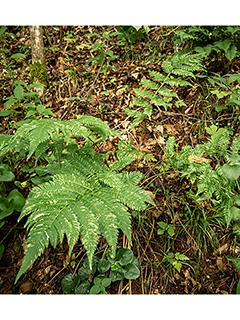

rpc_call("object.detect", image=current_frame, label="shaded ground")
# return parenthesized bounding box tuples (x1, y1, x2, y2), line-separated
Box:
(1, 26, 240, 294)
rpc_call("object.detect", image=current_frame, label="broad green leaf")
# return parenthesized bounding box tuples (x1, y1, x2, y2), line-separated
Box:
(14, 85, 24, 101)
(195, 45, 212, 56)
(173, 261, 182, 272)
(37, 105, 45, 114)
(102, 277, 111, 287)
(7, 189, 26, 212)
(0, 26, 7, 38)
(206, 125, 226, 138)
(233, 221, 240, 236)
(232, 195, 240, 206)
(176, 253, 189, 261)
(0, 221, 5, 228)
(0, 200, 14, 220)
(5, 96, 17, 109)
(225, 45, 237, 61)
(210, 89, 230, 99)
(98, 258, 111, 273)
(31, 175, 52, 185)
(98, 50, 105, 65)
(92, 41, 102, 52)
(222, 164, 240, 181)
(90, 285, 101, 294)
(124, 263, 140, 280)
(117, 248, 134, 266)
(168, 224, 175, 237)
(215, 39, 231, 52)
(11, 53, 25, 60)
(62, 274, 80, 293)
(0, 110, 20, 117)
(109, 269, 125, 282)
(157, 221, 167, 229)
(0, 164, 15, 182)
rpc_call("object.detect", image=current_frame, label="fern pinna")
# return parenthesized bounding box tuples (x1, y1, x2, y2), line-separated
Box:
(2, 117, 154, 283)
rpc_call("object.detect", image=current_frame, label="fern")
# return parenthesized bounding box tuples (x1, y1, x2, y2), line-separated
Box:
(128, 52, 205, 127)
(8, 116, 154, 283)
(0, 116, 118, 162)
(163, 130, 240, 228)
(162, 52, 205, 78)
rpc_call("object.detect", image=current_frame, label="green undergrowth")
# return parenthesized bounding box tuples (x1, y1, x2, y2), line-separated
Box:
(0, 116, 154, 284)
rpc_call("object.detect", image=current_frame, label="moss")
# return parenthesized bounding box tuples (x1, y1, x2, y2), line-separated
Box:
(30, 61, 49, 87)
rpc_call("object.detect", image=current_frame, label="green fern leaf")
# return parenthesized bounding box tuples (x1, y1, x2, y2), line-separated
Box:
(163, 78, 193, 87)
(15, 153, 154, 283)
(140, 79, 161, 90)
(0, 116, 119, 160)
(148, 71, 166, 82)
(132, 97, 152, 109)
(134, 88, 155, 100)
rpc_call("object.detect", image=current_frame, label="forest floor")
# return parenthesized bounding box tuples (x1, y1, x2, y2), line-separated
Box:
(1, 26, 240, 294)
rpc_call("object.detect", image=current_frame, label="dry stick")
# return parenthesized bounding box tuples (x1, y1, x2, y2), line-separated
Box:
(37, 265, 66, 294)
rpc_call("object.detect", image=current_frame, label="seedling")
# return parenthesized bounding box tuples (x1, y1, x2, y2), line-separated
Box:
(62, 248, 140, 294)
(157, 221, 175, 237)
(163, 252, 191, 273)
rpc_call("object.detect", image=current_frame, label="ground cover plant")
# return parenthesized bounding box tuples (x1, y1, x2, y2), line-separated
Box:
(1, 25, 240, 295)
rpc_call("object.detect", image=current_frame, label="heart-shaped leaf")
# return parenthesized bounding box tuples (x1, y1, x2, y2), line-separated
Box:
(98, 258, 110, 273)
(62, 274, 80, 293)
(7, 189, 25, 212)
(124, 263, 140, 280)
(0, 164, 14, 182)
(117, 248, 134, 266)
(222, 164, 240, 181)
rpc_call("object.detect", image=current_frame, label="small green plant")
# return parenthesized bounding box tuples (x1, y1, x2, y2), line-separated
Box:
(163, 252, 191, 273)
(61, 248, 140, 294)
(0, 163, 26, 260)
(1, 80, 53, 118)
(157, 221, 175, 237)
(113, 26, 149, 45)
(84, 31, 118, 74)
(226, 256, 240, 294)
(162, 125, 240, 230)
(0, 164, 26, 222)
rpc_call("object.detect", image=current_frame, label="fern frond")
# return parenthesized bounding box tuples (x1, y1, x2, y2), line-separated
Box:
(15, 153, 154, 283)
(162, 52, 205, 78)
(0, 116, 119, 162)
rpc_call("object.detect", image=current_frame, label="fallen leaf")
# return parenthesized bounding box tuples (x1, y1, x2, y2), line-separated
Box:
(187, 155, 211, 164)
(145, 190, 156, 202)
